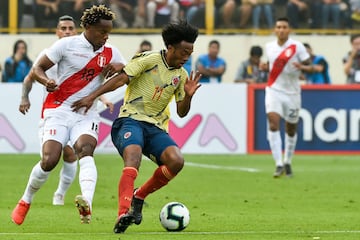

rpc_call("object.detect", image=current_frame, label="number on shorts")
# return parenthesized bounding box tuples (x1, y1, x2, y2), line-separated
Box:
(91, 122, 99, 132)
(289, 108, 299, 118)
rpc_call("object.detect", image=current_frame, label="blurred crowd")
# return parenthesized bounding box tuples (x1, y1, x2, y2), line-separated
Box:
(1, 0, 360, 30)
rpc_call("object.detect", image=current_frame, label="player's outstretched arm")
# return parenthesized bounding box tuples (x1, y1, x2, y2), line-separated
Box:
(176, 71, 201, 118)
(72, 71, 129, 113)
(19, 73, 35, 115)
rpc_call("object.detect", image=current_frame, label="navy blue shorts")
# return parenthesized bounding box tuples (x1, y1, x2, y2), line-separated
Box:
(111, 117, 178, 165)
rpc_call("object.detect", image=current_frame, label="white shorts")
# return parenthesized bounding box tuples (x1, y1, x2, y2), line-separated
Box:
(38, 118, 73, 157)
(265, 87, 301, 124)
(42, 108, 100, 148)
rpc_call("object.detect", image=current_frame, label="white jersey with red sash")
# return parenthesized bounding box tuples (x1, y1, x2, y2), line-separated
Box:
(265, 38, 309, 94)
(42, 33, 126, 115)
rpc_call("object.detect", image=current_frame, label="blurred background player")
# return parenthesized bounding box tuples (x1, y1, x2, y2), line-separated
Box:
(264, 17, 310, 178)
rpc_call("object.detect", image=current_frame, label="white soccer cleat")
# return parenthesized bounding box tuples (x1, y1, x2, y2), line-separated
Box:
(53, 193, 65, 205)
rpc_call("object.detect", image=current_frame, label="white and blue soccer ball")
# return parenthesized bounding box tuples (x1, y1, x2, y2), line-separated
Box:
(159, 202, 190, 231)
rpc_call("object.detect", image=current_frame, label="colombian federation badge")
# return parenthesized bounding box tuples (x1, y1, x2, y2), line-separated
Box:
(171, 75, 180, 87)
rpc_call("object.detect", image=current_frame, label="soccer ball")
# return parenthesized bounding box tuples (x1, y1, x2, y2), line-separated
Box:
(159, 202, 190, 231)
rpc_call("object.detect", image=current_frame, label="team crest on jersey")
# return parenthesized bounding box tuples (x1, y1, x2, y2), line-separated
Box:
(97, 55, 107, 67)
(171, 75, 180, 87)
(285, 48, 293, 57)
(124, 132, 131, 139)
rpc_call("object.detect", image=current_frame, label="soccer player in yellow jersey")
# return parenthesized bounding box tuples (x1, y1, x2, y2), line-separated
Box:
(72, 20, 200, 233)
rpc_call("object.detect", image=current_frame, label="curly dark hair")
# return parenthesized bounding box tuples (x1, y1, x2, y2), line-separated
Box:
(80, 5, 115, 28)
(162, 20, 198, 48)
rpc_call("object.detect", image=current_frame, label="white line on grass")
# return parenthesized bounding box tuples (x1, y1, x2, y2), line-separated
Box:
(185, 161, 260, 173)
(2, 230, 360, 236)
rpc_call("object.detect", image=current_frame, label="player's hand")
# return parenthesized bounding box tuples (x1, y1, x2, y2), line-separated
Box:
(102, 63, 125, 81)
(19, 98, 30, 115)
(102, 100, 114, 114)
(184, 71, 201, 97)
(45, 79, 58, 92)
(72, 95, 95, 114)
(292, 62, 301, 70)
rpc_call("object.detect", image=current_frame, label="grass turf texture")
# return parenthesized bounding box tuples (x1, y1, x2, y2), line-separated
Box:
(1, 154, 359, 240)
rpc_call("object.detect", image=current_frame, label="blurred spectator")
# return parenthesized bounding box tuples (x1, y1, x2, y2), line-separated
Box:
(350, 0, 360, 23)
(34, 0, 60, 28)
(234, 45, 268, 84)
(215, 0, 237, 28)
(59, 0, 93, 25)
(133, 0, 147, 28)
(183, 0, 206, 28)
(110, 0, 136, 28)
(343, 34, 360, 83)
(322, 0, 342, 29)
(195, 40, 226, 83)
(309, 0, 323, 28)
(287, 0, 309, 28)
(146, 0, 180, 28)
(295, 43, 331, 84)
(341, 0, 353, 28)
(0, 1, 8, 27)
(249, 0, 274, 29)
(2, 40, 33, 83)
(138, 39, 153, 53)
(273, 0, 288, 20)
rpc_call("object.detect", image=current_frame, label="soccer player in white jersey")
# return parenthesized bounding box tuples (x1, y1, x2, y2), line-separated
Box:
(264, 17, 310, 178)
(12, 5, 126, 225)
(18, 15, 114, 206)
(72, 20, 200, 233)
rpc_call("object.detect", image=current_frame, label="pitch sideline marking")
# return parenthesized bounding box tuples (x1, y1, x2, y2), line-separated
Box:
(2, 230, 360, 236)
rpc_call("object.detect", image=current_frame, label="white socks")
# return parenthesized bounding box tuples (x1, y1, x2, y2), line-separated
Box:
(54, 161, 77, 197)
(267, 130, 283, 166)
(22, 162, 50, 203)
(78, 156, 97, 210)
(268, 130, 298, 166)
(284, 134, 297, 165)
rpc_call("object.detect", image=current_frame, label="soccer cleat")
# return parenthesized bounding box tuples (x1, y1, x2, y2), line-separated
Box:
(53, 193, 65, 205)
(273, 166, 285, 178)
(130, 195, 144, 225)
(75, 195, 91, 224)
(284, 164, 293, 177)
(11, 200, 31, 225)
(113, 213, 135, 233)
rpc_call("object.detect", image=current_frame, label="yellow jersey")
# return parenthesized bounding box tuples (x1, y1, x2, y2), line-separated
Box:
(120, 50, 188, 132)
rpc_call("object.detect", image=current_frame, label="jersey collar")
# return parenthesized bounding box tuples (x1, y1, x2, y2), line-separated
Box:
(161, 49, 175, 70)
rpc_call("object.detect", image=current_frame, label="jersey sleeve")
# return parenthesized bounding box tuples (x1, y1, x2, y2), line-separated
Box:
(297, 43, 310, 62)
(123, 52, 154, 79)
(45, 37, 70, 65)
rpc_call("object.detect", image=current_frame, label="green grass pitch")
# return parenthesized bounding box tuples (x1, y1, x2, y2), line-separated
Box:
(1, 153, 360, 240)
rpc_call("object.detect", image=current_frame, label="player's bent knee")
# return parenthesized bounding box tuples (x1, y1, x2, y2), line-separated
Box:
(75, 142, 96, 159)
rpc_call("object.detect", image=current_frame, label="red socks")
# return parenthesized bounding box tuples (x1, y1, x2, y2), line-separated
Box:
(118, 167, 138, 216)
(135, 165, 175, 200)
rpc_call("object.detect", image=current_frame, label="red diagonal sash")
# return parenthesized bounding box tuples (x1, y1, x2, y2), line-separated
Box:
(267, 44, 296, 86)
(43, 47, 112, 111)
